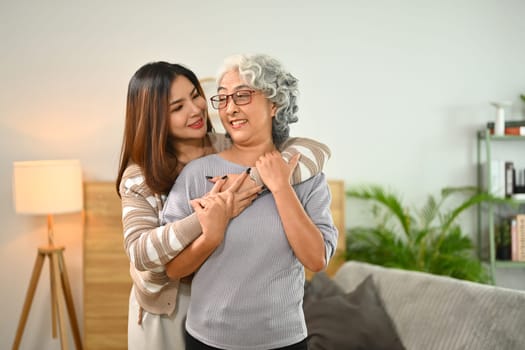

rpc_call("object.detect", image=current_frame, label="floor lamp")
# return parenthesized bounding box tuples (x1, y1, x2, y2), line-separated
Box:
(12, 160, 84, 350)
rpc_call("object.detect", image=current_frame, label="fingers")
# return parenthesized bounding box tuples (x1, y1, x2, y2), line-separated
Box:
(190, 199, 205, 212)
(226, 170, 249, 193)
(256, 150, 286, 167)
(225, 190, 234, 208)
(239, 194, 258, 206)
(197, 193, 228, 208)
(209, 176, 228, 195)
(206, 175, 221, 184)
(238, 185, 264, 199)
(237, 196, 256, 209)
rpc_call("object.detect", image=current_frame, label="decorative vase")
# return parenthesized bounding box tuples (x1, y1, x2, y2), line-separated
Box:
(491, 101, 512, 136)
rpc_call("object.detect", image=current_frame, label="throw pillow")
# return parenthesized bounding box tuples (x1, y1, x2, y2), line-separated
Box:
(303, 273, 405, 350)
(304, 270, 345, 305)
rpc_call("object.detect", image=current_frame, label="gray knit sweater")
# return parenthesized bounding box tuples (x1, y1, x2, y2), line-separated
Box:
(162, 154, 338, 349)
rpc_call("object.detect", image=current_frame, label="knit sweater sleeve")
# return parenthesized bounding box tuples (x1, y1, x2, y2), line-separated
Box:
(120, 164, 202, 272)
(209, 133, 331, 186)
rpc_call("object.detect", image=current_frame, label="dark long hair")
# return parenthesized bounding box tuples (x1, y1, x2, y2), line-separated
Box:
(116, 62, 213, 196)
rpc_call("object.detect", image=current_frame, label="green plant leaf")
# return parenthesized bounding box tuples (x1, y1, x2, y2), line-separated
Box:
(346, 185, 412, 238)
(345, 184, 500, 283)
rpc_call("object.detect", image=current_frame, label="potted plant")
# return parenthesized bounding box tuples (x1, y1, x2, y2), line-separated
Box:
(345, 185, 508, 284)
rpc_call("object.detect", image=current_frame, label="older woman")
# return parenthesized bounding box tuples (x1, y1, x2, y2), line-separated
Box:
(163, 54, 338, 350)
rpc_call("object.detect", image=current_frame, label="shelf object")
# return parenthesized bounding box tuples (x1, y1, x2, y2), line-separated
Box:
(490, 101, 512, 136)
(477, 130, 525, 280)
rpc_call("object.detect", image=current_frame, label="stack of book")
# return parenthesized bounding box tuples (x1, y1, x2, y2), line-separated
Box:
(487, 120, 525, 136)
(484, 160, 525, 199)
(512, 215, 525, 261)
(497, 214, 525, 261)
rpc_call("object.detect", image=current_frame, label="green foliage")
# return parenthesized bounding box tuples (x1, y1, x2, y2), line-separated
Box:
(345, 185, 507, 283)
(495, 219, 511, 247)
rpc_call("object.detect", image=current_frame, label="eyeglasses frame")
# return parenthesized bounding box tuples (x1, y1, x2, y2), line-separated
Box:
(209, 89, 258, 110)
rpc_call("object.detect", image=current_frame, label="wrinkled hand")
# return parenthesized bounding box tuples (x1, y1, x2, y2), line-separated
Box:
(255, 151, 300, 193)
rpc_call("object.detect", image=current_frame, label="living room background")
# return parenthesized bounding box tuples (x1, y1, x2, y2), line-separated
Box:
(1, 1, 524, 349)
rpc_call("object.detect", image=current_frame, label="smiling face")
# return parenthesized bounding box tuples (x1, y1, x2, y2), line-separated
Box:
(217, 70, 276, 146)
(168, 75, 208, 140)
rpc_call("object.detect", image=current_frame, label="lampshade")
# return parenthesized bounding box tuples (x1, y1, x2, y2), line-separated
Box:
(13, 159, 83, 215)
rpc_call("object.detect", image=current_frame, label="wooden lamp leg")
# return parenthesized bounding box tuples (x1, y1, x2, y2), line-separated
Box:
(50, 251, 69, 350)
(57, 249, 83, 349)
(12, 250, 46, 350)
(49, 252, 58, 339)
(12, 247, 83, 350)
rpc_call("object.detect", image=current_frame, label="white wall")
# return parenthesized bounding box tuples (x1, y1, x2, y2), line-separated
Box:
(1, 0, 524, 348)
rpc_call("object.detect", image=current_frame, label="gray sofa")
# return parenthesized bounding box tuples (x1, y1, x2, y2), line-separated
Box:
(331, 261, 525, 350)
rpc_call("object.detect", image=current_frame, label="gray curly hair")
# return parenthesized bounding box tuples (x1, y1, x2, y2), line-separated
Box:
(216, 53, 299, 146)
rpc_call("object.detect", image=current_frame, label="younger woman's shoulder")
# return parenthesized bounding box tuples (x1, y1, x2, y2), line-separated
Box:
(120, 163, 151, 197)
(281, 137, 331, 158)
(122, 163, 143, 179)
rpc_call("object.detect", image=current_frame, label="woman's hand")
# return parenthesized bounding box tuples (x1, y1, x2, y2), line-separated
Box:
(165, 172, 261, 280)
(203, 170, 262, 217)
(256, 151, 300, 193)
(190, 193, 231, 247)
(166, 189, 234, 280)
(207, 171, 257, 193)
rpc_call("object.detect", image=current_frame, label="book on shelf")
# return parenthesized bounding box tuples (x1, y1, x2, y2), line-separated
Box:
(511, 217, 518, 261)
(500, 214, 525, 262)
(486, 120, 525, 136)
(487, 120, 525, 128)
(514, 168, 525, 199)
(485, 161, 525, 199)
(512, 214, 525, 261)
(484, 160, 505, 198)
(488, 126, 525, 136)
(505, 162, 514, 198)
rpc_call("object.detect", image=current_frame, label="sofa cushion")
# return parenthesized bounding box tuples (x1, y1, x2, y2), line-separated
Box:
(304, 272, 405, 350)
(333, 261, 525, 350)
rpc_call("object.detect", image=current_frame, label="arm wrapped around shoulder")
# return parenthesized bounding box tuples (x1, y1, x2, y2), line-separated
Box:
(279, 137, 331, 184)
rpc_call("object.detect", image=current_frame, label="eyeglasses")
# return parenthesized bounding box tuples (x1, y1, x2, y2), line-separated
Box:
(210, 90, 257, 110)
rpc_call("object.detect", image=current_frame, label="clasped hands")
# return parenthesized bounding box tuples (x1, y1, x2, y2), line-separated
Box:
(190, 152, 300, 242)
(191, 169, 260, 219)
